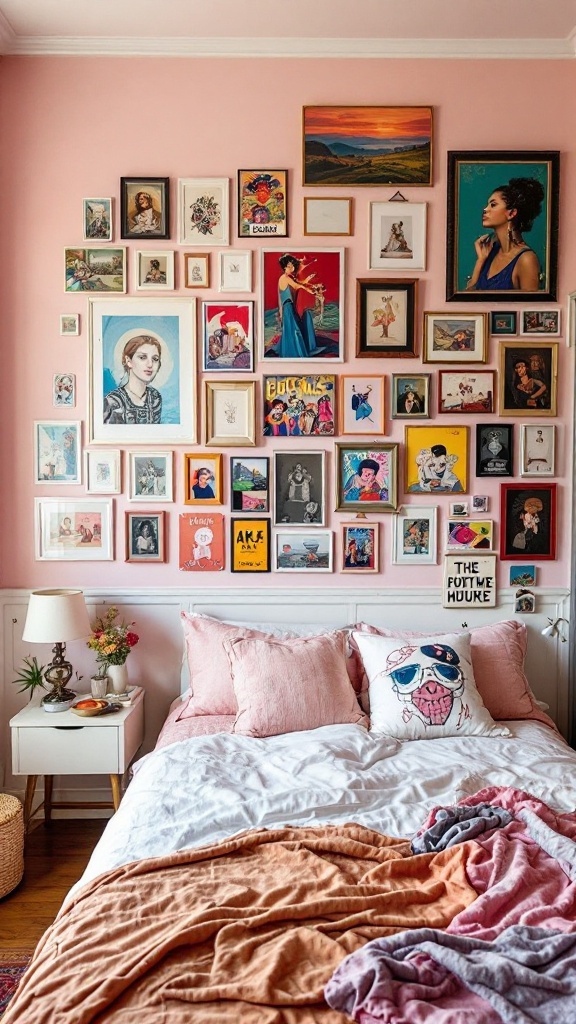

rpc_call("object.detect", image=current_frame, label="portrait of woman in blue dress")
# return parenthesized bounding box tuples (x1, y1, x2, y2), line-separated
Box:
(466, 177, 544, 292)
(262, 250, 342, 360)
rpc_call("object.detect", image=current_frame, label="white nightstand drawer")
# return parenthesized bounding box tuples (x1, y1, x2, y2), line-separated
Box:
(14, 725, 119, 775)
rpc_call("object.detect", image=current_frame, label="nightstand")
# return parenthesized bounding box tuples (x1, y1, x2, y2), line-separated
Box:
(10, 689, 144, 827)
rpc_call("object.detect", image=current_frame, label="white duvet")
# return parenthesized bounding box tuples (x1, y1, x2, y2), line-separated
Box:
(71, 719, 576, 899)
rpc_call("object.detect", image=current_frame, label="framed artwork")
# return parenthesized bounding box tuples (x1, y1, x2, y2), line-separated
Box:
(446, 518, 494, 551)
(509, 564, 536, 587)
(520, 424, 555, 476)
(238, 170, 288, 238)
(184, 453, 223, 505)
(274, 529, 333, 573)
(472, 495, 489, 513)
(35, 498, 113, 561)
(476, 424, 514, 477)
(369, 202, 427, 271)
(392, 505, 438, 565)
(231, 517, 271, 573)
(442, 554, 497, 609)
(59, 313, 80, 336)
(438, 371, 496, 414)
(204, 381, 255, 447)
(260, 247, 344, 362)
(120, 177, 169, 240)
(303, 197, 353, 236)
(125, 510, 166, 563)
(514, 590, 536, 614)
(202, 300, 254, 371)
(53, 373, 75, 407)
(302, 105, 433, 187)
(88, 297, 197, 445)
(135, 250, 175, 291)
(263, 373, 336, 437)
(356, 279, 417, 358)
(34, 421, 81, 484)
(219, 251, 252, 292)
(184, 253, 210, 289)
(339, 375, 385, 435)
(422, 311, 488, 363)
(490, 311, 517, 335)
(450, 500, 470, 516)
(500, 482, 557, 560)
(179, 511, 225, 572)
(568, 290, 576, 347)
(520, 309, 561, 336)
(231, 456, 270, 513)
(178, 177, 229, 246)
(340, 522, 378, 573)
(335, 442, 398, 513)
(391, 373, 430, 419)
(128, 451, 173, 501)
(85, 449, 121, 494)
(404, 425, 469, 494)
(64, 247, 126, 293)
(82, 198, 112, 241)
(273, 451, 325, 527)
(498, 341, 558, 416)
(446, 150, 559, 302)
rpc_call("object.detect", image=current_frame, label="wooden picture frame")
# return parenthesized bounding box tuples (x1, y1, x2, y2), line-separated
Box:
(231, 517, 271, 573)
(273, 451, 326, 527)
(184, 453, 223, 505)
(500, 482, 557, 560)
(34, 420, 81, 484)
(339, 375, 385, 435)
(82, 198, 112, 242)
(128, 451, 173, 501)
(422, 311, 488, 363)
(238, 169, 288, 238)
(65, 247, 126, 293)
(274, 529, 333, 573)
(356, 278, 417, 358)
(120, 177, 169, 240)
(204, 380, 256, 447)
(369, 201, 427, 271)
(85, 449, 121, 494)
(178, 177, 229, 246)
(520, 424, 555, 476)
(340, 522, 379, 573)
(476, 424, 514, 477)
(303, 197, 353, 236)
(202, 300, 254, 372)
(183, 253, 210, 288)
(335, 442, 398, 513)
(263, 373, 336, 437)
(404, 425, 469, 495)
(446, 150, 559, 302)
(231, 455, 270, 513)
(391, 373, 430, 419)
(135, 250, 175, 291)
(490, 311, 517, 335)
(520, 309, 561, 336)
(392, 505, 438, 565)
(498, 341, 558, 416)
(125, 510, 166, 563)
(35, 498, 113, 560)
(438, 371, 496, 414)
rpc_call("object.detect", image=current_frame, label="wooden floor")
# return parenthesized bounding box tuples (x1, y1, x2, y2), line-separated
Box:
(0, 819, 107, 949)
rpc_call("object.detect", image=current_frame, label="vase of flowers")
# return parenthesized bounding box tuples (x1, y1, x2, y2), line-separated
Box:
(87, 606, 139, 696)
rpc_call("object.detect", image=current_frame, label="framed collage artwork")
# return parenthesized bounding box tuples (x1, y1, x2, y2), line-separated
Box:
(260, 247, 344, 362)
(392, 506, 438, 565)
(125, 510, 166, 563)
(356, 279, 417, 358)
(274, 530, 333, 573)
(65, 248, 126, 293)
(231, 456, 270, 513)
(263, 374, 336, 437)
(202, 300, 254, 371)
(335, 443, 398, 513)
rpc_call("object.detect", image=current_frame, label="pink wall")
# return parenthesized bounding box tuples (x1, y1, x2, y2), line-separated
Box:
(0, 56, 574, 590)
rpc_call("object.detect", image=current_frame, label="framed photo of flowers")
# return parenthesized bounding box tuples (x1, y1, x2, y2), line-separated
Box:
(520, 423, 555, 476)
(178, 177, 229, 246)
(423, 312, 488, 363)
(404, 425, 469, 494)
(85, 449, 121, 494)
(238, 170, 288, 237)
(369, 201, 427, 271)
(264, 373, 336, 437)
(392, 505, 438, 565)
(339, 375, 385, 435)
(231, 455, 270, 513)
(120, 177, 170, 240)
(335, 442, 398, 513)
(500, 482, 557, 560)
(125, 510, 166, 563)
(438, 371, 495, 414)
(204, 381, 256, 447)
(202, 301, 254, 371)
(34, 421, 81, 484)
(498, 341, 558, 416)
(391, 373, 430, 419)
(184, 453, 223, 505)
(260, 247, 344, 362)
(356, 279, 417, 358)
(128, 451, 173, 501)
(273, 451, 326, 527)
(231, 517, 271, 573)
(35, 498, 113, 560)
(340, 522, 379, 573)
(274, 529, 333, 573)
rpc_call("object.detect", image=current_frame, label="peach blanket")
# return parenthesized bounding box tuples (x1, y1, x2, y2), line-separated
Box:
(4, 824, 476, 1023)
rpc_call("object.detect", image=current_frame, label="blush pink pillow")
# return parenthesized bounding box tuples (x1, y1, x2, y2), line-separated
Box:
(225, 632, 368, 738)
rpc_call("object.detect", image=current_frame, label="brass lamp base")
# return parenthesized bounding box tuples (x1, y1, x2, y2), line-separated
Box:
(41, 642, 77, 712)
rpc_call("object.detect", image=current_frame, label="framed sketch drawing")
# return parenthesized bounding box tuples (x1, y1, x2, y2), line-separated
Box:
(335, 442, 398, 513)
(446, 150, 559, 302)
(88, 297, 197, 445)
(339, 375, 385, 435)
(219, 251, 252, 292)
(204, 381, 255, 447)
(369, 202, 427, 271)
(340, 522, 378, 573)
(356, 279, 417, 358)
(83, 198, 112, 241)
(125, 511, 166, 563)
(404, 425, 469, 494)
(391, 373, 430, 419)
(422, 312, 488, 363)
(274, 530, 333, 573)
(35, 498, 113, 561)
(34, 421, 81, 484)
(128, 451, 173, 501)
(135, 251, 175, 291)
(392, 506, 437, 565)
(273, 451, 326, 527)
(120, 177, 169, 240)
(303, 198, 353, 236)
(520, 424, 555, 476)
(184, 253, 210, 288)
(260, 247, 344, 362)
(264, 373, 336, 436)
(500, 482, 557, 560)
(498, 341, 558, 416)
(85, 449, 121, 494)
(65, 248, 126, 293)
(202, 301, 254, 371)
(178, 177, 229, 246)
(238, 170, 288, 238)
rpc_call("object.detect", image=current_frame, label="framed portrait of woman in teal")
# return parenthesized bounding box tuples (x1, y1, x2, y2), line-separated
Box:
(446, 151, 559, 303)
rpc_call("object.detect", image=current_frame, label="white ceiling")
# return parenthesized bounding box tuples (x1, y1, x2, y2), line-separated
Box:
(1, 0, 576, 57)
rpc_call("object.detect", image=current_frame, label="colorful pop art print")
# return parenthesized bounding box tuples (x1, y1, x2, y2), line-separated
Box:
(59, 313, 80, 336)
(83, 198, 112, 241)
(500, 482, 557, 560)
(335, 443, 398, 513)
(520, 309, 561, 336)
(125, 510, 166, 563)
(356, 279, 417, 358)
(438, 371, 495, 414)
(35, 498, 113, 561)
(520, 423, 555, 476)
(64, 247, 126, 293)
(490, 311, 517, 335)
(231, 517, 271, 573)
(509, 564, 536, 587)
(340, 522, 378, 573)
(135, 250, 175, 291)
(53, 373, 76, 407)
(369, 202, 427, 271)
(273, 451, 326, 527)
(179, 511, 225, 572)
(184, 253, 210, 288)
(391, 373, 430, 419)
(184, 453, 223, 505)
(238, 170, 288, 238)
(476, 424, 514, 477)
(392, 505, 438, 565)
(178, 178, 229, 246)
(423, 312, 488, 363)
(88, 298, 197, 445)
(85, 449, 121, 494)
(34, 421, 81, 484)
(120, 177, 169, 240)
(302, 106, 433, 187)
(446, 519, 494, 551)
(274, 529, 333, 573)
(202, 301, 254, 371)
(339, 375, 385, 435)
(128, 451, 173, 501)
(404, 425, 469, 495)
(260, 247, 344, 362)
(446, 150, 559, 302)
(204, 381, 256, 447)
(263, 374, 336, 437)
(231, 456, 270, 513)
(498, 341, 558, 416)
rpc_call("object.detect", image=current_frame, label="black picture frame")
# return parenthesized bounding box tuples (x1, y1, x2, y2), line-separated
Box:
(476, 424, 514, 478)
(120, 177, 170, 240)
(446, 150, 559, 303)
(230, 517, 271, 573)
(490, 311, 517, 335)
(356, 278, 417, 358)
(500, 482, 557, 561)
(230, 456, 270, 513)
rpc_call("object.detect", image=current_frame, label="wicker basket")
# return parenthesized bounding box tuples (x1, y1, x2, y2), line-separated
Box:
(0, 794, 25, 899)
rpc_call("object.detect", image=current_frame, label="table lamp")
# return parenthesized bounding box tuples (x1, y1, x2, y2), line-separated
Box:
(22, 589, 91, 712)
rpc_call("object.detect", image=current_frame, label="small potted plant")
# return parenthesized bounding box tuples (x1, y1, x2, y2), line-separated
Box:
(12, 656, 47, 701)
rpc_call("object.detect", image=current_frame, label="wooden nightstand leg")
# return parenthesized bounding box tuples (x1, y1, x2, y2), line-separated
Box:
(23, 775, 38, 826)
(109, 775, 121, 811)
(44, 775, 54, 824)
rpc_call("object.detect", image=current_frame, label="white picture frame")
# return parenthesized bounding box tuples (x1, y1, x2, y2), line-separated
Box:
(520, 309, 561, 337)
(34, 420, 81, 484)
(59, 313, 80, 336)
(82, 197, 113, 242)
(273, 529, 333, 572)
(520, 423, 556, 476)
(178, 177, 229, 246)
(85, 449, 121, 493)
(135, 250, 175, 291)
(369, 201, 427, 271)
(392, 505, 438, 565)
(128, 451, 174, 501)
(35, 498, 113, 561)
(218, 250, 252, 292)
(303, 197, 353, 236)
(53, 373, 76, 407)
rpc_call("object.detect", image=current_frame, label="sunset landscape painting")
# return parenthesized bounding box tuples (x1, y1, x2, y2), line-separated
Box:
(302, 106, 433, 186)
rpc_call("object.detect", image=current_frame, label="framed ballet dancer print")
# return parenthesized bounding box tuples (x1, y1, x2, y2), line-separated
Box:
(369, 202, 427, 271)
(339, 375, 385, 435)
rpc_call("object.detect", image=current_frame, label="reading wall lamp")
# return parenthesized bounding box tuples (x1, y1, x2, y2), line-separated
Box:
(541, 617, 569, 642)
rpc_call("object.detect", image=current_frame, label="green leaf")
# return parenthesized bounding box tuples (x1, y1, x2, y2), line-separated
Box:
(12, 655, 47, 693)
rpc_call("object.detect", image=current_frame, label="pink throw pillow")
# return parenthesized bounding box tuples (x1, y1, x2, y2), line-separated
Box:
(225, 632, 368, 738)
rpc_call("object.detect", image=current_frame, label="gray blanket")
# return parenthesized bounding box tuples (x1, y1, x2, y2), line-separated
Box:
(411, 802, 513, 854)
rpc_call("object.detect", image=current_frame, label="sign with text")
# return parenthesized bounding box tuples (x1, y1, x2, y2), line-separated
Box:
(442, 554, 497, 608)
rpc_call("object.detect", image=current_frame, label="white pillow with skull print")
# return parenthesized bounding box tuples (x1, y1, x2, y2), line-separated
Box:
(352, 630, 511, 740)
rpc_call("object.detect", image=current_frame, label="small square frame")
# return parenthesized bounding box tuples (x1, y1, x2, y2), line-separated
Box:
(500, 482, 557, 560)
(120, 177, 169, 240)
(303, 197, 353, 236)
(369, 202, 427, 271)
(135, 250, 175, 291)
(438, 371, 496, 414)
(59, 313, 80, 336)
(85, 449, 121, 494)
(35, 498, 113, 560)
(125, 510, 166, 563)
(184, 453, 223, 504)
(490, 311, 517, 336)
(34, 421, 81, 484)
(184, 252, 210, 288)
(128, 451, 173, 501)
(392, 505, 438, 565)
(231, 517, 271, 573)
(219, 250, 252, 292)
(340, 521, 379, 573)
(423, 311, 488, 363)
(204, 380, 256, 446)
(356, 278, 417, 358)
(274, 529, 333, 573)
(520, 423, 555, 476)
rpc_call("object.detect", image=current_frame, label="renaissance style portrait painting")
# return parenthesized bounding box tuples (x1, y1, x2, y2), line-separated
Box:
(260, 248, 344, 362)
(120, 178, 169, 240)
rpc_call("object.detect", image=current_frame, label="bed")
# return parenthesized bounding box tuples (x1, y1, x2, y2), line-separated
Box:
(5, 611, 576, 1023)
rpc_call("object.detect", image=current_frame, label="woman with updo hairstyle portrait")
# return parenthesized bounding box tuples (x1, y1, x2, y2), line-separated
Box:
(103, 334, 163, 425)
(467, 176, 545, 291)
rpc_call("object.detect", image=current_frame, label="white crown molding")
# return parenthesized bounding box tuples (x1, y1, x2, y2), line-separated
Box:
(3, 35, 575, 59)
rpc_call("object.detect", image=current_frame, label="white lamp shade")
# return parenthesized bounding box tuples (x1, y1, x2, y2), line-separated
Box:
(23, 589, 91, 643)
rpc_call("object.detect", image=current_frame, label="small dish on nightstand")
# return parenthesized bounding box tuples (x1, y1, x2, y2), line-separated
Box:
(71, 699, 109, 717)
